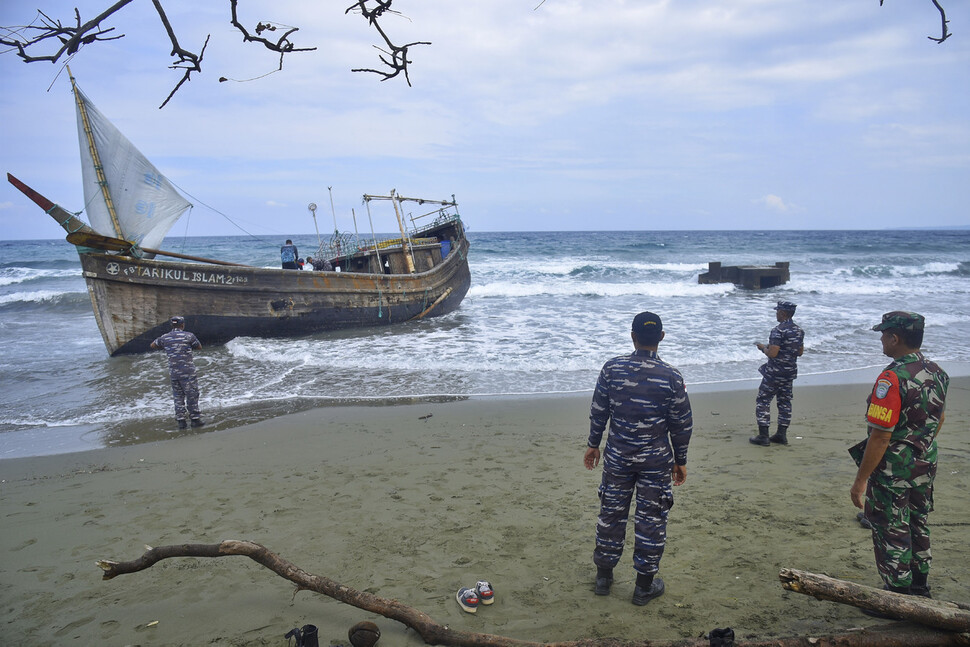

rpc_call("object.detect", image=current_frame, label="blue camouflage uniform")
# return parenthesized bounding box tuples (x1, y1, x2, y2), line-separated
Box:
(756, 309, 804, 427)
(152, 327, 203, 424)
(588, 349, 693, 576)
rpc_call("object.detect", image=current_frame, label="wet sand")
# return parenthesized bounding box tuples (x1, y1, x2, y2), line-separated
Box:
(1, 378, 968, 645)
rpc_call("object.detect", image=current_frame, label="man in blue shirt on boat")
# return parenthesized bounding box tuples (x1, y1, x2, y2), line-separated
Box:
(280, 239, 299, 269)
(584, 311, 693, 606)
(751, 300, 804, 447)
(151, 316, 205, 430)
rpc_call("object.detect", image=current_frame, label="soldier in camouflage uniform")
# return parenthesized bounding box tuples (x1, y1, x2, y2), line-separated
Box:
(584, 311, 693, 606)
(850, 311, 948, 609)
(151, 316, 205, 429)
(750, 300, 804, 446)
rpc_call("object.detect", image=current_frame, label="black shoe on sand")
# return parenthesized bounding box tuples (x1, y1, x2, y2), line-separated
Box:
(632, 576, 664, 606)
(594, 567, 613, 595)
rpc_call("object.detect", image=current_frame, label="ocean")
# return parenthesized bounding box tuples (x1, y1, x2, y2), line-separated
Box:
(1, 229, 968, 459)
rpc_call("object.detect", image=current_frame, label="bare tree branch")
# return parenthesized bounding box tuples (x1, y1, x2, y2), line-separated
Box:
(927, 0, 952, 43)
(95, 541, 970, 647)
(228, 0, 317, 73)
(1, 0, 957, 106)
(345, 0, 430, 86)
(0, 0, 135, 63)
(0, 0, 319, 107)
(151, 0, 208, 108)
(880, 0, 952, 43)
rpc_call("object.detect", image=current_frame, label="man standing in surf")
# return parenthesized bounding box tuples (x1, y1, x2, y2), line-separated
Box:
(750, 300, 804, 447)
(151, 316, 205, 430)
(584, 311, 693, 606)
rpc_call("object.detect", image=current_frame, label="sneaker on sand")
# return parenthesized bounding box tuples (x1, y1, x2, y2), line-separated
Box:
(475, 580, 495, 605)
(456, 587, 479, 613)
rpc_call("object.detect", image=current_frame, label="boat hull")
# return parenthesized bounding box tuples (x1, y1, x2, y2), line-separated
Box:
(79, 235, 471, 355)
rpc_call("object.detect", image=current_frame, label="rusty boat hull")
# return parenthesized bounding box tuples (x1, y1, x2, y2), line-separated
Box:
(78, 222, 471, 355)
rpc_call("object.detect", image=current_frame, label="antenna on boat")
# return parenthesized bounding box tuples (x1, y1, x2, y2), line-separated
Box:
(308, 202, 321, 248)
(328, 187, 338, 234)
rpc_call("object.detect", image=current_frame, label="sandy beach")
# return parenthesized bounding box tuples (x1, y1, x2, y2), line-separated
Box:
(1, 377, 968, 645)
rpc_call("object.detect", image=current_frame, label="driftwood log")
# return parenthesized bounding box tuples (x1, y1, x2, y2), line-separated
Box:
(780, 569, 970, 633)
(96, 540, 970, 647)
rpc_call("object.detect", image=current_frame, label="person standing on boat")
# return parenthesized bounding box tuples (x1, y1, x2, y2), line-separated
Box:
(584, 311, 693, 606)
(750, 300, 804, 447)
(281, 239, 299, 269)
(150, 316, 205, 430)
(850, 312, 948, 608)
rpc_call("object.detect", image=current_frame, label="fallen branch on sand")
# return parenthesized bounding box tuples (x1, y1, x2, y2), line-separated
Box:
(779, 569, 970, 632)
(96, 540, 969, 647)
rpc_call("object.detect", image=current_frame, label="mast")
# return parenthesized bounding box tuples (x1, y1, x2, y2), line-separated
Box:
(361, 192, 458, 274)
(390, 189, 416, 273)
(68, 66, 125, 240)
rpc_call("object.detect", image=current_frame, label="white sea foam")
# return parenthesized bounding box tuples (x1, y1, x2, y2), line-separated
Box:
(0, 267, 82, 286)
(468, 280, 732, 299)
(0, 289, 79, 305)
(2, 230, 969, 457)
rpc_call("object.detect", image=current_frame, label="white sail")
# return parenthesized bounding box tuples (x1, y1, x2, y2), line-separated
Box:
(75, 86, 191, 251)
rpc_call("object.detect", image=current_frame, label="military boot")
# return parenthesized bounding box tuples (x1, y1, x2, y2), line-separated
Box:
(749, 425, 770, 446)
(769, 425, 789, 445)
(632, 573, 665, 606)
(594, 566, 613, 595)
(910, 570, 931, 598)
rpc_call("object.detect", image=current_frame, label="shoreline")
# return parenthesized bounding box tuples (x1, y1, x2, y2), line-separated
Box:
(4, 360, 969, 462)
(1, 378, 968, 645)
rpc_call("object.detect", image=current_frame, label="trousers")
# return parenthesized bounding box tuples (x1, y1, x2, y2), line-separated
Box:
(755, 375, 794, 426)
(170, 374, 201, 422)
(594, 467, 673, 575)
(866, 477, 934, 588)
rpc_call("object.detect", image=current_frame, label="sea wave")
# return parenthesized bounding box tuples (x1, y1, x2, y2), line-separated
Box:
(0, 290, 90, 309)
(467, 280, 733, 299)
(0, 267, 81, 286)
(474, 258, 707, 278)
(833, 261, 966, 279)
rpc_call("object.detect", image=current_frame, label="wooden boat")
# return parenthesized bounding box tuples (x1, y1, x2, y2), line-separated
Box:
(6, 73, 471, 356)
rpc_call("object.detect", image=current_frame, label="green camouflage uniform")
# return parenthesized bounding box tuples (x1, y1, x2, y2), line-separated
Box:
(865, 350, 948, 590)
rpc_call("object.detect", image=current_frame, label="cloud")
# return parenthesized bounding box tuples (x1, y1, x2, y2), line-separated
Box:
(0, 201, 14, 210)
(754, 194, 796, 213)
(265, 201, 288, 208)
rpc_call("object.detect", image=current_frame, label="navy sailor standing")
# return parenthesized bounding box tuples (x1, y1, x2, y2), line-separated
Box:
(151, 315, 205, 429)
(584, 311, 693, 606)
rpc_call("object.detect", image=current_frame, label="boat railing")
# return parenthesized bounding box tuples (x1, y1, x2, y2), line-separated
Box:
(412, 210, 461, 238)
(316, 210, 462, 262)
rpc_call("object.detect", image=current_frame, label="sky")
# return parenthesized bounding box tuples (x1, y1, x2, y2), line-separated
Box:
(1, 0, 968, 240)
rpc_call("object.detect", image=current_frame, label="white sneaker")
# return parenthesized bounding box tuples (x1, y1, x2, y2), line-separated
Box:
(456, 587, 479, 613)
(475, 580, 494, 605)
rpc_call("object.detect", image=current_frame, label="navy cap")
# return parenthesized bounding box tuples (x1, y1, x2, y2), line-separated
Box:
(872, 311, 924, 332)
(632, 311, 663, 340)
(774, 300, 797, 313)
(170, 316, 185, 326)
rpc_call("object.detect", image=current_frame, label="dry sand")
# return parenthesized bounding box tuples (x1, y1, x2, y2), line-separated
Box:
(1, 378, 968, 646)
